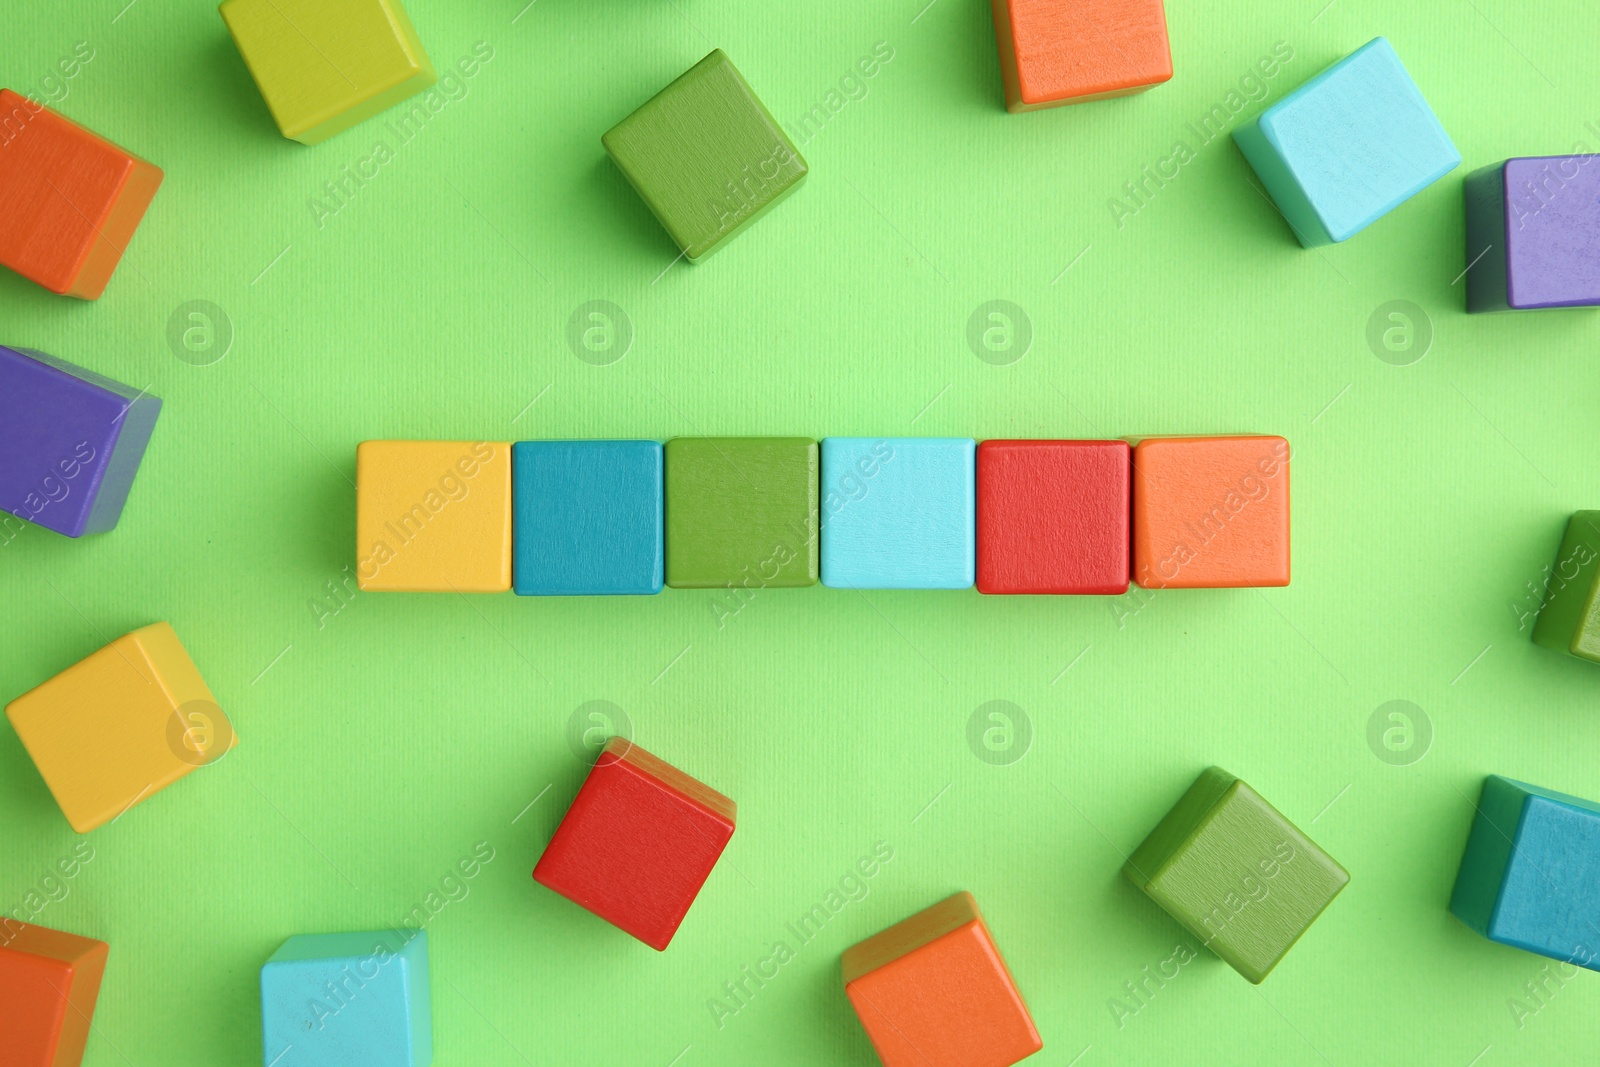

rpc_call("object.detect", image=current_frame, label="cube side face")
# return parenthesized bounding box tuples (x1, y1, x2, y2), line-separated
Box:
(994, 0, 1171, 111)
(1463, 162, 1512, 313)
(67, 152, 162, 301)
(607, 738, 736, 825)
(220, 0, 436, 145)
(975, 440, 1131, 595)
(1124, 766, 1240, 885)
(1531, 512, 1600, 660)
(664, 437, 818, 588)
(1141, 780, 1349, 982)
(1131, 436, 1290, 589)
(261, 931, 429, 1067)
(841, 891, 981, 983)
(820, 438, 975, 590)
(534, 751, 735, 950)
(1448, 775, 1529, 937)
(1486, 794, 1600, 967)
(356, 441, 511, 592)
(0, 346, 157, 538)
(1501, 156, 1600, 309)
(0, 926, 106, 1067)
(603, 51, 806, 262)
(1255, 38, 1458, 243)
(511, 441, 663, 596)
(1232, 117, 1334, 247)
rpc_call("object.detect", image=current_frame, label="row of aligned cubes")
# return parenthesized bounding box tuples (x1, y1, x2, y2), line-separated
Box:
(354, 436, 1290, 596)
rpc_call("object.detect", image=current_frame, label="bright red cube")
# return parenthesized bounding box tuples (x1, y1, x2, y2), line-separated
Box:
(976, 439, 1130, 595)
(533, 738, 736, 950)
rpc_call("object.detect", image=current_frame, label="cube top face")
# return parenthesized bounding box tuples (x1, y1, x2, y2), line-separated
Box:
(0, 924, 109, 1067)
(976, 439, 1130, 595)
(820, 438, 975, 590)
(5, 622, 233, 833)
(842, 892, 1043, 1067)
(261, 930, 431, 1067)
(1497, 157, 1600, 309)
(0, 90, 162, 298)
(1246, 38, 1458, 244)
(220, 0, 436, 145)
(1131, 436, 1289, 589)
(664, 437, 818, 589)
(1127, 768, 1349, 983)
(1532, 512, 1600, 661)
(534, 739, 735, 951)
(603, 50, 807, 262)
(512, 440, 663, 596)
(993, 0, 1172, 111)
(356, 441, 511, 593)
(0, 346, 162, 538)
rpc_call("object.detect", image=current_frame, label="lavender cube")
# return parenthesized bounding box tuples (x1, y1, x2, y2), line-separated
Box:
(0, 346, 161, 537)
(1466, 155, 1600, 312)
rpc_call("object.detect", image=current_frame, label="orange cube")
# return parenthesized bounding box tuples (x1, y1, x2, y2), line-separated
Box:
(1131, 435, 1290, 589)
(0, 90, 163, 299)
(842, 892, 1042, 1067)
(0, 922, 109, 1067)
(990, 0, 1173, 112)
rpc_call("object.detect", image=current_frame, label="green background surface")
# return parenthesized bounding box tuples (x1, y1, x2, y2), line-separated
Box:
(2, 1, 1598, 1064)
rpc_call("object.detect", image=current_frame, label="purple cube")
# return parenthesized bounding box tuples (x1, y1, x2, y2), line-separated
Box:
(0, 346, 161, 538)
(1465, 155, 1600, 312)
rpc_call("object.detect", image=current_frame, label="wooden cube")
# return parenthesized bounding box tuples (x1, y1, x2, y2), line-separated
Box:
(1466, 156, 1600, 312)
(0, 346, 161, 538)
(1131, 435, 1289, 589)
(219, 0, 436, 145)
(512, 440, 663, 596)
(976, 439, 1130, 595)
(5, 623, 235, 832)
(664, 437, 818, 588)
(842, 892, 1042, 1067)
(990, 0, 1172, 112)
(1233, 38, 1459, 246)
(1532, 511, 1600, 662)
(604, 50, 807, 263)
(820, 438, 975, 590)
(0, 923, 109, 1067)
(1125, 767, 1349, 983)
(355, 441, 511, 593)
(260, 930, 432, 1067)
(534, 739, 735, 951)
(0, 89, 162, 298)
(1451, 776, 1600, 969)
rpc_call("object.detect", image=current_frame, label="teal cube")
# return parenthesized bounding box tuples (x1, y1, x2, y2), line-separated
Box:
(1233, 37, 1459, 246)
(260, 930, 432, 1067)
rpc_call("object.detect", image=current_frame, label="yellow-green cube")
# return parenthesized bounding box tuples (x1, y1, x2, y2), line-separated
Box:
(219, 0, 436, 146)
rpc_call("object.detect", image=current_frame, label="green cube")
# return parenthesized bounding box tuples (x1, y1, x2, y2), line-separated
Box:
(665, 437, 817, 588)
(1532, 512, 1600, 662)
(603, 50, 807, 263)
(1124, 767, 1350, 983)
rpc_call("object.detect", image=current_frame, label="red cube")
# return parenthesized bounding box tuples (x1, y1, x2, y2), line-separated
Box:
(534, 738, 736, 950)
(0, 922, 109, 1067)
(976, 439, 1130, 594)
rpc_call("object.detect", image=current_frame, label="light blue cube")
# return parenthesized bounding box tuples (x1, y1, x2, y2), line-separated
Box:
(260, 930, 432, 1067)
(1233, 37, 1459, 246)
(820, 438, 974, 590)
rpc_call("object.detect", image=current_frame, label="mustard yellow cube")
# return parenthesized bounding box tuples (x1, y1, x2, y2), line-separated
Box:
(357, 441, 512, 592)
(5, 623, 236, 833)
(219, 0, 436, 145)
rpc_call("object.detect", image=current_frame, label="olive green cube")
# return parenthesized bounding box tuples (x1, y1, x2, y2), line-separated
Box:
(1532, 512, 1600, 662)
(665, 438, 817, 589)
(1124, 767, 1349, 984)
(602, 50, 807, 263)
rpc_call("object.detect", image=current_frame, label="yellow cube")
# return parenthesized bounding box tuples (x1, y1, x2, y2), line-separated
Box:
(357, 441, 512, 592)
(219, 0, 436, 145)
(5, 623, 237, 833)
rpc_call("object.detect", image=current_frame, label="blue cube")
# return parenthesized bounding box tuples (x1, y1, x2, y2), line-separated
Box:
(1450, 776, 1600, 970)
(260, 930, 432, 1067)
(820, 438, 975, 590)
(512, 440, 663, 595)
(1233, 37, 1459, 246)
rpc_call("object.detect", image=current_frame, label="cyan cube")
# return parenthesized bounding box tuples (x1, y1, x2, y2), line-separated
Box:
(1450, 776, 1600, 969)
(820, 438, 975, 590)
(0, 345, 161, 538)
(1465, 156, 1600, 312)
(512, 440, 663, 595)
(1233, 37, 1459, 246)
(260, 930, 432, 1067)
